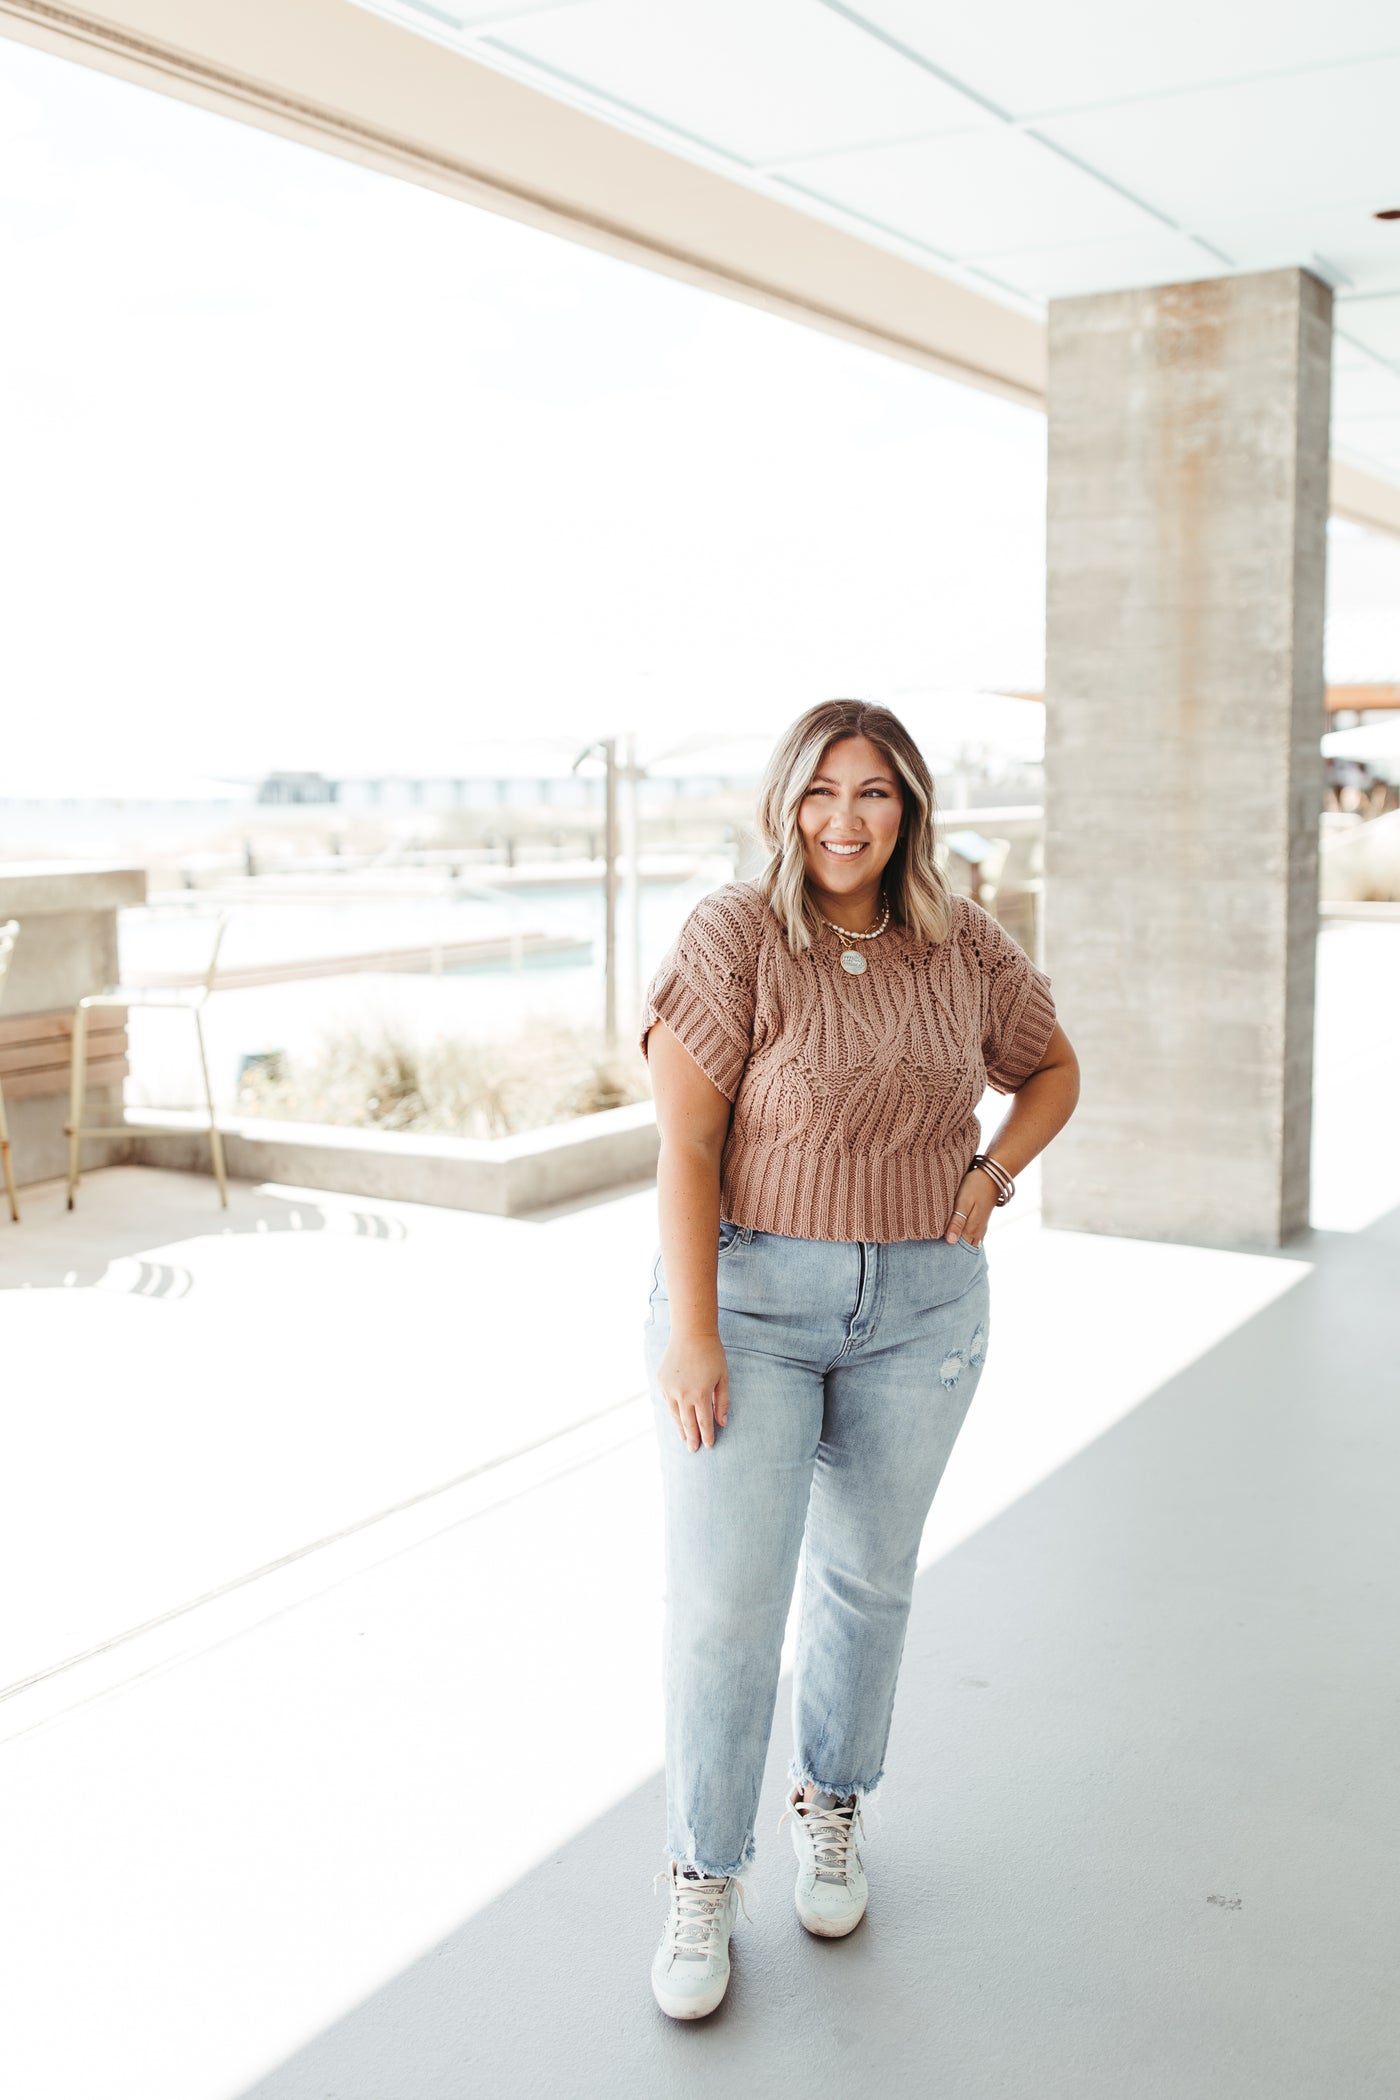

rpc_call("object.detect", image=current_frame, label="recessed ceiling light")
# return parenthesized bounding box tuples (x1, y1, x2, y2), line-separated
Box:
(1375, 208, 1400, 220)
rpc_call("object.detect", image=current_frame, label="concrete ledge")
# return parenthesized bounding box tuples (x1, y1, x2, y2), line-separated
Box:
(125, 1101, 660, 1214)
(1320, 899, 1400, 920)
(0, 861, 147, 916)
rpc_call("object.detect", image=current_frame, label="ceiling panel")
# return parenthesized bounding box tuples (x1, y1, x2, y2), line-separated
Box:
(833, 0, 1400, 118)
(1333, 361, 1400, 421)
(384, 1, 585, 25)
(1037, 57, 1400, 227)
(1336, 418, 1400, 451)
(965, 231, 1229, 301)
(360, 1, 1400, 305)
(1337, 294, 1400, 361)
(1205, 207, 1400, 294)
(1332, 335, 1385, 372)
(775, 127, 1157, 259)
(1337, 430, 1400, 473)
(483, 0, 994, 165)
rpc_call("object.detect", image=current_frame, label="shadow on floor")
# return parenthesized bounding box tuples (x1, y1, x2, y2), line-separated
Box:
(240, 1205, 1400, 2100)
(0, 1164, 660, 1294)
(0, 1172, 408, 1293)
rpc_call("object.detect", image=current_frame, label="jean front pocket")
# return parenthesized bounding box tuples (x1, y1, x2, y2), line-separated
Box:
(717, 1216, 745, 1258)
(951, 1230, 985, 1259)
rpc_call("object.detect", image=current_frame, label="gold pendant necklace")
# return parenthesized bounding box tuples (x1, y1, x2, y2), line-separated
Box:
(821, 892, 891, 976)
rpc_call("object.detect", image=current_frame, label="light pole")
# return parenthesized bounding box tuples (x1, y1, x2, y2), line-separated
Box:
(573, 727, 768, 1051)
(572, 736, 620, 1049)
(621, 729, 642, 1033)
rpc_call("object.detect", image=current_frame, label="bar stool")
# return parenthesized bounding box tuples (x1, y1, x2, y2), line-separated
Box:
(66, 911, 230, 1210)
(0, 920, 20, 1222)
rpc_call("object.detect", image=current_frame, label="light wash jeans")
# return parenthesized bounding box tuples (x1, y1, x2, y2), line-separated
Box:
(642, 1219, 990, 1877)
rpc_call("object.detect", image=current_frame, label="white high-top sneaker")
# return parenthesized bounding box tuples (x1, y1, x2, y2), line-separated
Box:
(650, 1861, 747, 2020)
(779, 1786, 869, 1937)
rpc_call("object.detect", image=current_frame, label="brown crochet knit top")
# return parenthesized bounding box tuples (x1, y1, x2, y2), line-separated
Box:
(638, 880, 1056, 1244)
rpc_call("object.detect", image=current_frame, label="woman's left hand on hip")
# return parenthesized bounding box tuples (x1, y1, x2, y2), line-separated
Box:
(945, 1172, 995, 1246)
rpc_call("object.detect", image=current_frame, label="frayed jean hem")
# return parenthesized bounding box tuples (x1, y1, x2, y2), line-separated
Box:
(663, 1829, 757, 1879)
(787, 1760, 886, 1808)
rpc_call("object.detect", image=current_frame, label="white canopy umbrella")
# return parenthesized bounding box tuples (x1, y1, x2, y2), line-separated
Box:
(1321, 718, 1400, 785)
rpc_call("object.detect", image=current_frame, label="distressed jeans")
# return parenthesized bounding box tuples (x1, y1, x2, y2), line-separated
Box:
(642, 1220, 990, 1877)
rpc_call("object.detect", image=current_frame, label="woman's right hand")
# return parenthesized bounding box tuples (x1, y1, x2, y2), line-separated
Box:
(658, 1333, 730, 1453)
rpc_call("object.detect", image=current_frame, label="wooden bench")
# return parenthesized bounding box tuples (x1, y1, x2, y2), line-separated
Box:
(0, 1008, 129, 1102)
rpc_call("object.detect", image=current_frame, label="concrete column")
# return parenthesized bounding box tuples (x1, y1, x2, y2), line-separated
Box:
(1042, 268, 1332, 1249)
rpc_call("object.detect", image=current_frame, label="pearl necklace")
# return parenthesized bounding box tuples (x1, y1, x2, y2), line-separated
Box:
(820, 891, 891, 976)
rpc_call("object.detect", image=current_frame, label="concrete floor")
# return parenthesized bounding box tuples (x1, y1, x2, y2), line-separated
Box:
(3, 918, 1398, 2099)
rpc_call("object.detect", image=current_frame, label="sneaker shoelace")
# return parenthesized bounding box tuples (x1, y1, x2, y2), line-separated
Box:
(652, 1866, 751, 1960)
(778, 1794, 862, 1883)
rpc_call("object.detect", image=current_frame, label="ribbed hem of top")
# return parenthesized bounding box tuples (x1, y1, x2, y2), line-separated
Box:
(720, 1124, 983, 1244)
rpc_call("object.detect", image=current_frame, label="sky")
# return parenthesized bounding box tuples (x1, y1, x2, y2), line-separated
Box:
(0, 32, 1397, 794)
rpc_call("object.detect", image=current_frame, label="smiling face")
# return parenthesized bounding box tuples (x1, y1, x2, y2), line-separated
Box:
(797, 733, 905, 928)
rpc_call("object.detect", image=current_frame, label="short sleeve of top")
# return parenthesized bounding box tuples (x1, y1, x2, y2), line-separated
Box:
(960, 898, 1058, 1095)
(638, 885, 759, 1104)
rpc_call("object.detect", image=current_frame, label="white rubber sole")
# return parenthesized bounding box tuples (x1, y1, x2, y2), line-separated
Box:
(795, 1893, 868, 1938)
(651, 1968, 730, 2019)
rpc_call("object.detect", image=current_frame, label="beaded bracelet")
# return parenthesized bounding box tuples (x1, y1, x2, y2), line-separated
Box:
(970, 1153, 1015, 1205)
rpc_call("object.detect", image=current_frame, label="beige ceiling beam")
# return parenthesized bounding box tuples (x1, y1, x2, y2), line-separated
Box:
(3, 0, 1400, 538)
(1329, 461, 1400, 540)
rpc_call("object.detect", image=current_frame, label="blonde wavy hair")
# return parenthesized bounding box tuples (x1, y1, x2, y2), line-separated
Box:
(751, 699, 955, 955)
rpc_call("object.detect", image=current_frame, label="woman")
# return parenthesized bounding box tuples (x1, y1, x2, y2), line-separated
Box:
(639, 699, 1079, 2020)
